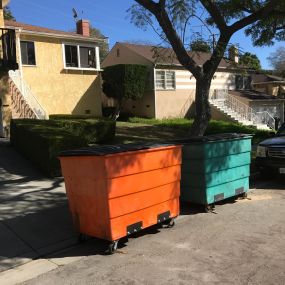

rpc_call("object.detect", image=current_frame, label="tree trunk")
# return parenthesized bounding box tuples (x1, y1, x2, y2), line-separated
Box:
(190, 78, 212, 136)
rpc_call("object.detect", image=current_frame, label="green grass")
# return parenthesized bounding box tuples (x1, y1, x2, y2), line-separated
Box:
(119, 117, 273, 145)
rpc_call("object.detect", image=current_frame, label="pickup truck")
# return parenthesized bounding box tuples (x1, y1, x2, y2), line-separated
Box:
(256, 123, 285, 176)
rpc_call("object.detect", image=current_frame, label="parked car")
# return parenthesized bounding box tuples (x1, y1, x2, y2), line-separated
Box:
(256, 123, 285, 176)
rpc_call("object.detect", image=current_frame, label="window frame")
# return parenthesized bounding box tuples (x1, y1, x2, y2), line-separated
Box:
(62, 42, 100, 71)
(155, 69, 176, 90)
(20, 40, 36, 66)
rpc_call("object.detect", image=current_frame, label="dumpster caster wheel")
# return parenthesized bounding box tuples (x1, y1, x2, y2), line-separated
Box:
(108, 240, 119, 254)
(241, 192, 248, 199)
(166, 218, 175, 228)
(78, 234, 87, 243)
(205, 204, 215, 213)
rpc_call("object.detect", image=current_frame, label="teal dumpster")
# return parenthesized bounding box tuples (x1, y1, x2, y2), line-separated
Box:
(178, 134, 252, 211)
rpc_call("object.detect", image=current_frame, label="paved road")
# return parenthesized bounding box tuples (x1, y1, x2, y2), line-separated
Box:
(22, 178, 285, 285)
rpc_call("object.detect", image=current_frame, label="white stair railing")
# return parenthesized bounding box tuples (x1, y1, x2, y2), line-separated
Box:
(209, 89, 275, 130)
(8, 70, 48, 119)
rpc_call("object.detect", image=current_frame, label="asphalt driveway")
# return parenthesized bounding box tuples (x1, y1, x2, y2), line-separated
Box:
(22, 178, 285, 285)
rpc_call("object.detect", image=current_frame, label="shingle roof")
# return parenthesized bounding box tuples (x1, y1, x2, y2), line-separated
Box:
(122, 42, 235, 68)
(4, 20, 104, 41)
(251, 73, 285, 83)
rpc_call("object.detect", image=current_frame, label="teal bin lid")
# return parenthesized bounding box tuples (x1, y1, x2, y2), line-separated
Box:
(171, 133, 253, 145)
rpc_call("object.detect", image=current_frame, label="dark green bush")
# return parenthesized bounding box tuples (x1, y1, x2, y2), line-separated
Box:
(10, 118, 116, 177)
(49, 114, 98, 120)
(102, 64, 148, 102)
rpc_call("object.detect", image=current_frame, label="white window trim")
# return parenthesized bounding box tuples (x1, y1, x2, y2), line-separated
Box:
(20, 40, 37, 66)
(155, 69, 176, 90)
(62, 42, 100, 71)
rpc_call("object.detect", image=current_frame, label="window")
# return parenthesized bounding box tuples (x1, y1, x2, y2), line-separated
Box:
(65, 45, 78, 67)
(235, 75, 252, 90)
(63, 43, 99, 70)
(155, 70, 175, 90)
(79, 46, 96, 68)
(21, 41, 36, 65)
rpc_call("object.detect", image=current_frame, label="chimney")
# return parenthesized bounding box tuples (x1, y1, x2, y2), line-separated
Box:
(229, 45, 239, 64)
(76, 19, 90, 37)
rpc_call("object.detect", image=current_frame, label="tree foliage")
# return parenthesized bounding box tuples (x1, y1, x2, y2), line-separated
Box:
(4, 6, 15, 21)
(89, 26, 109, 62)
(239, 52, 261, 70)
(102, 64, 148, 107)
(190, 39, 211, 53)
(267, 46, 285, 73)
(129, 0, 284, 135)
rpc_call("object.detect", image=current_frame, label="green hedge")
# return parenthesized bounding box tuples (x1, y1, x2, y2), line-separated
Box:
(10, 118, 116, 177)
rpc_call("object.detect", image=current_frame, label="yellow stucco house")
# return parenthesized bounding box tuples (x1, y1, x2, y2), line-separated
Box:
(0, 0, 105, 136)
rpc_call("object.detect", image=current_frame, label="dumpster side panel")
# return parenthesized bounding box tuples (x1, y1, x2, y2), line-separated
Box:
(181, 177, 249, 204)
(106, 165, 181, 198)
(206, 177, 249, 204)
(60, 156, 107, 179)
(180, 186, 207, 204)
(181, 152, 251, 173)
(59, 156, 111, 238)
(109, 198, 180, 241)
(180, 136, 252, 205)
(108, 181, 180, 218)
(60, 145, 182, 242)
(182, 138, 251, 159)
(181, 165, 250, 188)
(60, 175, 111, 238)
(104, 146, 181, 178)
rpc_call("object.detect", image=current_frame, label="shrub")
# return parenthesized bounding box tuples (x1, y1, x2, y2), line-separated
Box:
(10, 118, 116, 176)
(102, 64, 148, 118)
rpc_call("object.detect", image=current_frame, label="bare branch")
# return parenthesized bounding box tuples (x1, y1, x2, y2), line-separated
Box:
(136, 0, 202, 78)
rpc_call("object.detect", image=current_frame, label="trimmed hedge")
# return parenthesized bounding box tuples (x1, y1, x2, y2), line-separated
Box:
(10, 118, 116, 177)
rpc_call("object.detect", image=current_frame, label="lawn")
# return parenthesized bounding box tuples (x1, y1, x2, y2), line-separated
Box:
(114, 117, 273, 145)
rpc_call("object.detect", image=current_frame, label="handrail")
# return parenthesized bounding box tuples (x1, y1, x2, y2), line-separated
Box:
(8, 70, 47, 119)
(210, 89, 275, 130)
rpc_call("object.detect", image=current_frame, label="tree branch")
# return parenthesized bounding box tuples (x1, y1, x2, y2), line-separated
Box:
(229, 0, 280, 34)
(135, 0, 202, 78)
(134, 0, 158, 14)
(200, 0, 228, 32)
(203, 32, 231, 79)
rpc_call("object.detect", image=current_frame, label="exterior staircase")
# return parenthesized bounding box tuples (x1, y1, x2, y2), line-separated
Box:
(209, 89, 275, 130)
(8, 70, 47, 119)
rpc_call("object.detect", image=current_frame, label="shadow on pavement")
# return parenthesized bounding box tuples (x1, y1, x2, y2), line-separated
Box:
(0, 141, 77, 272)
(250, 175, 285, 190)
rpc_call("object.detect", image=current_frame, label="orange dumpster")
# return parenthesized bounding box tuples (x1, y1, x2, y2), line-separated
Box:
(59, 143, 182, 253)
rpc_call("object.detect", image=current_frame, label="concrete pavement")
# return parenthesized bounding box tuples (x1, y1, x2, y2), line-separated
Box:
(22, 178, 285, 285)
(0, 139, 78, 273)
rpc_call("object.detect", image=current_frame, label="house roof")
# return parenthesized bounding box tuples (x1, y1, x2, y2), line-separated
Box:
(121, 42, 238, 69)
(4, 20, 107, 42)
(251, 73, 285, 84)
(229, 90, 284, 101)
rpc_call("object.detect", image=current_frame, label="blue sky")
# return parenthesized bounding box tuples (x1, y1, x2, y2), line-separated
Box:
(8, 0, 284, 69)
